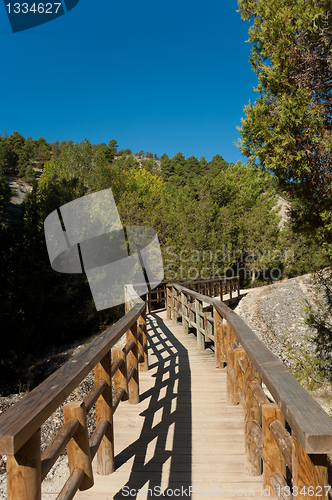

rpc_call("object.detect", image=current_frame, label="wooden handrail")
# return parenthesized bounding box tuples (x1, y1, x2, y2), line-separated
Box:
(1, 283, 148, 500)
(167, 282, 332, 496)
(142, 276, 241, 312)
(0, 301, 145, 457)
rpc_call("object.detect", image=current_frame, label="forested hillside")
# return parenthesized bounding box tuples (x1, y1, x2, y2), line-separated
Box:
(0, 131, 329, 394)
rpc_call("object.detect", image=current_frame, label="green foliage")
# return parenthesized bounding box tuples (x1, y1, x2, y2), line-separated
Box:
(40, 140, 114, 196)
(117, 148, 132, 156)
(2, 131, 331, 395)
(304, 270, 332, 362)
(237, 0, 332, 253)
(117, 168, 169, 244)
(0, 179, 123, 394)
(278, 224, 330, 277)
(164, 162, 281, 283)
(281, 331, 330, 393)
(0, 137, 18, 174)
(140, 158, 159, 173)
(108, 139, 118, 155)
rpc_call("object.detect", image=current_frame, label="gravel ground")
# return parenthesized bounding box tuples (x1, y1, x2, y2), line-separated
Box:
(234, 272, 332, 414)
(234, 274, 318, 367)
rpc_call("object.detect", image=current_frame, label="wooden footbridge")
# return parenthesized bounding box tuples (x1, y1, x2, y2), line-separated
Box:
(1, 277, 332, 500)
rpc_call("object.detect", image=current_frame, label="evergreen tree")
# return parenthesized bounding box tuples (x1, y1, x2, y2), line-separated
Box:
(108, 139, 118, 156)
(160, 153, 174, 181)
(0, 138, 17, 174)
(237, 0, 332, 253)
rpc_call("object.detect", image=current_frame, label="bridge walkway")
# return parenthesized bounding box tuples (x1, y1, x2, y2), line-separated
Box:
(76, 309, 276, 499)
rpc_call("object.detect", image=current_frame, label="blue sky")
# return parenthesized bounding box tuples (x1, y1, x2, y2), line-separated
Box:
(0, 0, 258, 164)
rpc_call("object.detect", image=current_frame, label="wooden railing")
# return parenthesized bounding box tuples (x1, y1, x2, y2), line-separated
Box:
(0, 285, 147, 500)
(139, 276, 240, 312)
(167, 283, 332, 498)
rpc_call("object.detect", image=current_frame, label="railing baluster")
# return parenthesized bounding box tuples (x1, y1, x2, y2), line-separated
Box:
(226, 323, 238, 405)
(63, 401, 94, 490)
(181, 291, 189, 334)
(138, 308, 148, 371)
(7, 429, 42, 500)
(244, 355, 262, 476)
(127, 321, 139, 404)
(234, 347, 245, 405)
(113, 347, 128, 401)
(262, 403, 286, 491)
(213, 308, 225, 368)
(166, 286, 172, 320)
(292, 433, 328, 499)
(195, 298, 205, 350)
(95, 352, 115, 474)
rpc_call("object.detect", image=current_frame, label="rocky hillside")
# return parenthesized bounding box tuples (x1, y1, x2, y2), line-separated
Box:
(234, 272, 332, 413)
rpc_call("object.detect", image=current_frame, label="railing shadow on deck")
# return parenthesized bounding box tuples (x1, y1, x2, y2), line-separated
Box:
(113, 310, 192, 499)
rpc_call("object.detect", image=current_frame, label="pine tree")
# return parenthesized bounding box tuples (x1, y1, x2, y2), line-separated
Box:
(237, 0, 332, 253)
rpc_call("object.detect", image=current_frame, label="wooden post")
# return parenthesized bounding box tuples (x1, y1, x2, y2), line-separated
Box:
(176, 289, 181, 323)
(63, 401, 94, 490)
(113, 347, 128, 401)
(262, 403, 286, 490)
(138, 308, 148, 371)
(147, 283, 152, 313)
(181, 291, 189, 334)
(7, 429, 42, 500)
(226, 323, 237, 405)
(214, 308, 225, 368)
(127, 321, 139, 404)
(172, 286, 177, 324)
(188, 296, 193, 329)
(95, 352, 115, 475)
(234, 347, 245, 405)
(195, 298, 205, 350)
(220, 280, 224, 301)
(244, 355, 262, 476)
(292, 432, 328, 499)
(205, 309, 213, 343)
(166, 286, 171, 320)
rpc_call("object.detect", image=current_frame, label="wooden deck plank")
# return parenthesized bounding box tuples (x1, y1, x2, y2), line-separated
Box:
(76, 309, 268, 499)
